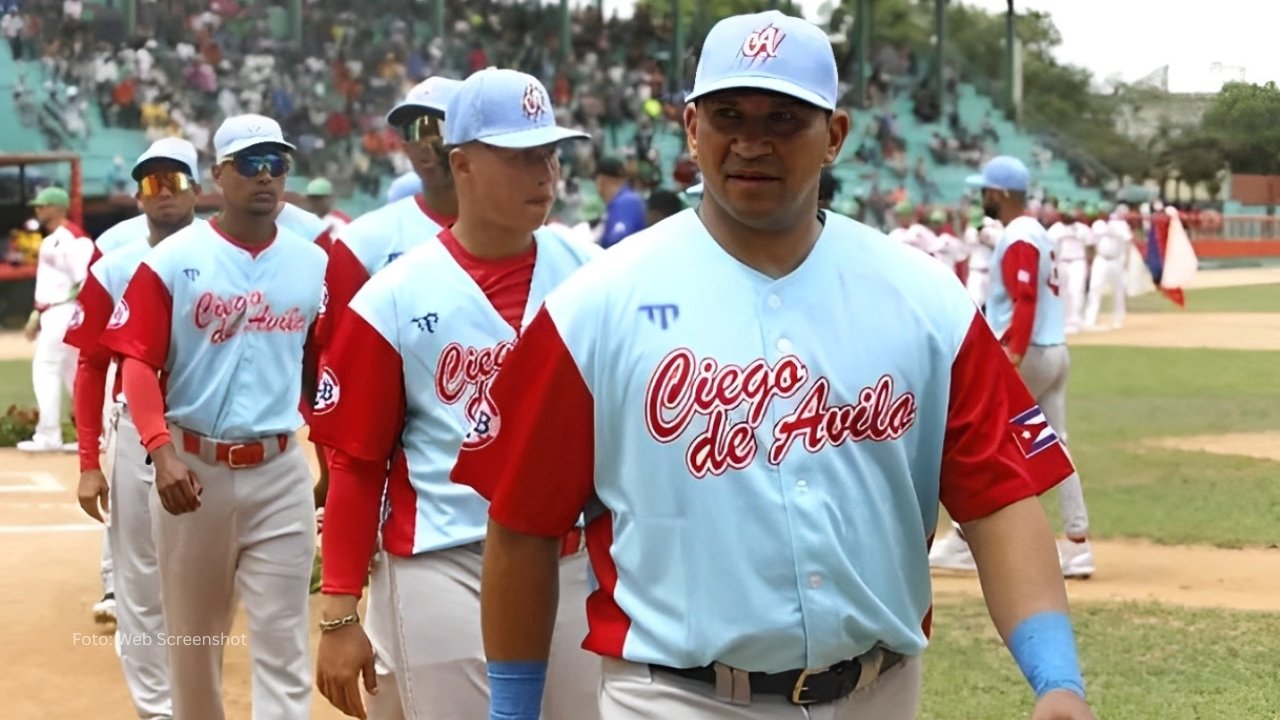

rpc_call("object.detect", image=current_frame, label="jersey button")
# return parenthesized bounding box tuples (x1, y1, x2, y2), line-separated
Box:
(766, 294, 782, 309)
(808, 573, 823, 589)
(776, 338, 794, 354)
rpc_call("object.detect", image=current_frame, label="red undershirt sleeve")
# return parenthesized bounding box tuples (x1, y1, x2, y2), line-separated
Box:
(72, 356, 109, 472)
(999, 241, 1040, 357)
(120, 357, 170, 452)
(320, 448, 387, 596)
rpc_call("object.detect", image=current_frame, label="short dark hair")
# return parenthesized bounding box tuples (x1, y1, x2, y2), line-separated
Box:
(596, 156, 627, 179)
(647, 190, 685, 220)
(818, 167, 839, 203)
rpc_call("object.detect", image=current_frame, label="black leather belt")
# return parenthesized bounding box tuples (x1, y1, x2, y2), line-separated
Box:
(652, 648, 905, 705)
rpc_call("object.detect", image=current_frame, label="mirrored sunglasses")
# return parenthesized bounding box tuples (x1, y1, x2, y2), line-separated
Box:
(401, 115, 445, 145)
(225, 153, 291, 178)
(138, 171, 193, 198)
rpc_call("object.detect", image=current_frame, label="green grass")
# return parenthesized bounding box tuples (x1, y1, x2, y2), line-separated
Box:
(922, 597, 1280, 720)
(1064, 346, 1280, 547)
(1126, 283, 1280, 313)
(0, 359, 34, 408)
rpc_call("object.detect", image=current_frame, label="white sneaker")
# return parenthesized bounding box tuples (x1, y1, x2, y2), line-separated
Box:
(929, 531, 977, 572)
(16, 435, 70, 453)
(1059, 539, 1095, 579)
(92, 593, 117, 624)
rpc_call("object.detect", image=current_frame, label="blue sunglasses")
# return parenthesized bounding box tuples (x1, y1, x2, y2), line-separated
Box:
(225, 153, 291, 179)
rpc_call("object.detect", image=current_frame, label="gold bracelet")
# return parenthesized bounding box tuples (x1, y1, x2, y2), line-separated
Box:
(318, 613, 360, 632)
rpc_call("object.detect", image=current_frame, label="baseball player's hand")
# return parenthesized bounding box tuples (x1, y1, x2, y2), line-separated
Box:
(22, 310, 39, 341)
(77, 469, 110, 522)
(316, 621, 378, 718)
(1031, 690, 1096, 720)
(152, 444, 203, 515)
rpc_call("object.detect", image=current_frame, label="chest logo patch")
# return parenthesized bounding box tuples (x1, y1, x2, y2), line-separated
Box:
(437, 340, 516, 451)
(644, 348, 918, 477)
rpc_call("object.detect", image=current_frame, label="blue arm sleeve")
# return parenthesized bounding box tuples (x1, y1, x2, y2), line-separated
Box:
(488, 661, 548, 720)
(1008, 611, 1086, 699)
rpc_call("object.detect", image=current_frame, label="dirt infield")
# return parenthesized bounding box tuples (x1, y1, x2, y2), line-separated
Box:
(1145, 431, 1280, 463)
(1068, 312, 1280, 351)
(0, 442, 1274, 717)
(0, 330, 32, 361)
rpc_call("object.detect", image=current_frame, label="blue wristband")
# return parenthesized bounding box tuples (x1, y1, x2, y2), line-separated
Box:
(1008, 611, 1086, 699)
(487, 660, 548, 720)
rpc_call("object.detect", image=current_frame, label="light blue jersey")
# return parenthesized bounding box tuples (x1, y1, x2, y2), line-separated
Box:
(986, 216, 1066, 346)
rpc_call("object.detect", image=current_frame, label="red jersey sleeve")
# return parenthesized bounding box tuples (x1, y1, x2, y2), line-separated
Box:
(451, 308, 594, 538)
(314, 241, 371, 348)
(72, 356, 109, 472)
(100, 263, 172, 370)
(320, 448, 388, 596)
(939, 312, 1075, 523)
(314, 229, 334, 254)
(308, 311, 405, 462)
(999, 241, 1039, 357)
(62, 272, 114, 364)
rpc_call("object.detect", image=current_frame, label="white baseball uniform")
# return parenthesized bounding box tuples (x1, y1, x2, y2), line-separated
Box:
(103, 218, 327, 720)
(1047, 221, 1089, 333)
(276, 201, 329, 245)
(1084, 218, 1131, 329)
(311, 227, 602, 719)
(65, 226, 171, 719)
(452, 209, 1075, 717)
(888, 223, 942, 259)
(94, 213, 152, 259)
(315, 195, 452, 347)
(963, 218, 1000, 307)
(31, 221, 95, 447)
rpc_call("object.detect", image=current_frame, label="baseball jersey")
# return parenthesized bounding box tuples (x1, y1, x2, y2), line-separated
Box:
(315, 195, 451, 345)
(452, 209, 1074, 672)
(102, 219, 327, 439)
(987, 216, 1065, 346)
(965, 218, 1001, 272)
(35, 223, 95, 309)
(276, 201, 328, 243)
(93, 213, 151, 260)
(888, 223, 942, 257)
(310, 227, 598, 556)
(1093, 219, 1131, 260)
(1047, 222, 1087, 262)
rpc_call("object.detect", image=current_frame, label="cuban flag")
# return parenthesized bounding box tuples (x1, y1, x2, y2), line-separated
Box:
(1010, 406, 1059, 458)
(1145, 208, 1198, 307)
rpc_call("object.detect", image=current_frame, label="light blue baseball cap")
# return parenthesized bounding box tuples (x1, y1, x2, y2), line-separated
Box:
(687, 11, 838, 111)
(966, 155, 1030, 192)
(444, 68, 588, 148)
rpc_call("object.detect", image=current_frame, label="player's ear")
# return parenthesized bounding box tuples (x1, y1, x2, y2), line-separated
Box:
(684, 102, 698, 161)
(210, 162, 223, 190)
(824, 109, 851, 165)
(448, 146, 468, 180)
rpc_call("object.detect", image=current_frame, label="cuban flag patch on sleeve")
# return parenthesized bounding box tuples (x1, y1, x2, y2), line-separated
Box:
(1010, 406, 1059, 457)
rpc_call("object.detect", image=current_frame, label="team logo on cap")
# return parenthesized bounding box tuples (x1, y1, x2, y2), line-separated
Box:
(314, 367, 340, 415)
(521, 83, 548, 121)
(107, 300, 130, 330)
(741, 24, 785, 60)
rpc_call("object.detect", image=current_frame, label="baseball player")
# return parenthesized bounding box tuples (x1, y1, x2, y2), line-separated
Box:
(93, 213, 152, 261)
(311, 67, 602, 720)
(454, 13, 1094, 720)
(1083, 204, 1132, 330)
(20, 186, 93, 453)
(928, 207, 967, 276)
(932, 156, 1095, 580)
(1046, 206, 1090, 334)
(315, 76, 462, 353)
(102, 114, 327, 719)
(276, 198, 332, 251)
(66, 138, 202, 720)
(963, 208, 999, 308)
(888, 201, 943, 258)
(306, 177, 352, 235)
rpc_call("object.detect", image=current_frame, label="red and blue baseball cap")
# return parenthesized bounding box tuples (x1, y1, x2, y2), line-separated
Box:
(444, 68, 588, 148)
(686, 10, 838, 111)
(966, 155, 1030, 192)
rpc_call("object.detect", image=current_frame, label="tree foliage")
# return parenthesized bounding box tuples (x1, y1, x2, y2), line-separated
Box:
(1201, 81, 1280, 175)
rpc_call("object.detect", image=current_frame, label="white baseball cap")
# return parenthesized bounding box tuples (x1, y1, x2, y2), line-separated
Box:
(132, 137, 199, 181)
(386, 76, 463, 126)
(213, 114, 296, 161)
(444, 68, 588, 148)
(687, 11, 838, 111)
